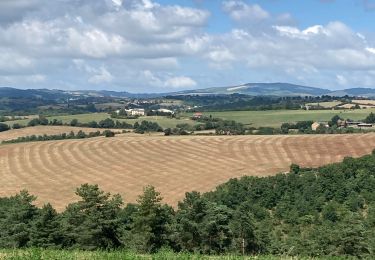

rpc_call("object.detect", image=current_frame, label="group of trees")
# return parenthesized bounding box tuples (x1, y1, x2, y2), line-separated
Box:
(192, 116, 246, 135)
(280, 121, 313, 134)
(1, 130, 116, 144)
(133, 121, 163, 134)
(3, 152, 375, 256)
(69, 118, 133, 129)
(0, 123, 10, 132)
(365, 112, 375, 123)
(0, 116, 163, 136)
(168, 95, 346, 112)
(24, 116, 134, 130)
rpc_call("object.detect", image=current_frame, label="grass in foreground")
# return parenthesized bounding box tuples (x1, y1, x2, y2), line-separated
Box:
(0, 249, 350, 260)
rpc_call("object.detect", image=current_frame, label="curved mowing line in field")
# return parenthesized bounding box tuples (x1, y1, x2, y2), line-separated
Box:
(1, 134, 375, 210)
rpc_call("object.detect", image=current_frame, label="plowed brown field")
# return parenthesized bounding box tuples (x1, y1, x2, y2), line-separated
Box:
(1, 133, 375, 210)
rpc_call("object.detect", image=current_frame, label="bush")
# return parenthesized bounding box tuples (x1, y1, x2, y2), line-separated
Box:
(134, 121, 163, 134)
(12, 123, 23, 129)
(0, 123, 10, 132)
(70, 119, 79, 127)
(103, 130, 115, 137)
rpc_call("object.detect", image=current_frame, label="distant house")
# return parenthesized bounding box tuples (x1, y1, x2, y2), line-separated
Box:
(345, 121, 371, 128)
(347, 121, 362, 126)
(157, 108, 174, 114)
(311, 122, 320, 131)
(126, 108, 145, 116)
(358, 123, 373, 128)
(193, 112, 203, 119)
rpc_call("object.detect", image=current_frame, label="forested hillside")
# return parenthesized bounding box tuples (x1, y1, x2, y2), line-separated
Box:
(1, 152, 375, 257)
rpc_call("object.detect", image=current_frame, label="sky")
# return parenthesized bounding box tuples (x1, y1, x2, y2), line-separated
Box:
(0, 0, 375, 93)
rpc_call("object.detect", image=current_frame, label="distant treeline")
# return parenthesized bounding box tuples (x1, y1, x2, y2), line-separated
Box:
(27, 117, 133, 129)
(164, 116, 246, 136)
(1, 130, 116, 144)
(0, 117, 164, 135)
(169, 115, 370, 136)
(167, 94, 351, 112)
(1, 152, 375, 257)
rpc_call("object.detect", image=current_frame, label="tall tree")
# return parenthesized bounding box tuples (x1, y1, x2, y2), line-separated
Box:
(60, 184, 123, 250)
(0, 190, 38, 248)
(28, 203, 62, 248)
(128, 186, 174, 253)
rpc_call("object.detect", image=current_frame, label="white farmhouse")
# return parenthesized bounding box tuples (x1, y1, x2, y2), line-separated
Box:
(126, 108, 145, 116)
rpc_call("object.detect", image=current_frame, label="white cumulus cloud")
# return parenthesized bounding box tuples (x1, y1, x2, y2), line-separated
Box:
(164, 76, 197, 88)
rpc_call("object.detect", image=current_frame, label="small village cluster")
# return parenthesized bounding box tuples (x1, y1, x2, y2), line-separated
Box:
(311, 120, 374, 131)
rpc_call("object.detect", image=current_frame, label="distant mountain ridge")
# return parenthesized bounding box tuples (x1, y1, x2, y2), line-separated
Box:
(1, 83, 375, 98)
(0, 87, 160, 99)
(173, 83, 332, 97)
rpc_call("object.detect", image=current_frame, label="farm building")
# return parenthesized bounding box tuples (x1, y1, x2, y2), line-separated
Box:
(193, 112, 203, 119)
(126, 108, 145, 116)
(358, 123, 373, 128)
(311, 122, 329, 131)
(157, 108, 175, 114)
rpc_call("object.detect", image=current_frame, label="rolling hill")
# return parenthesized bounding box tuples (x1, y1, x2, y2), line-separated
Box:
(174, 83, 332, 96)
(0, 134, 374, 210)
(2, 83, 375, 98)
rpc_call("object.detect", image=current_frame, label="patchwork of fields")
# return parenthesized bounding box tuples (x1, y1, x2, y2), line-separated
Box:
(1, 133, 375, 210)
(196, 109, 375, 127)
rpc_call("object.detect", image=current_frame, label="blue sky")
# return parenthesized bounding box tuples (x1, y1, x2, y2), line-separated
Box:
(0, 0, 374, 92)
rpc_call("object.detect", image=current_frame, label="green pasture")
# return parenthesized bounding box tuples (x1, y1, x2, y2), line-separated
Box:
(305, 101, 342, 108)
(186, 109, 375, 128)
(6, 108, 375, 129)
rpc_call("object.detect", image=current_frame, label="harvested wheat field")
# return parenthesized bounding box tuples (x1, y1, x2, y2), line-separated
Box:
(0, 126, 120, 142)
(1, 133, 375, 210)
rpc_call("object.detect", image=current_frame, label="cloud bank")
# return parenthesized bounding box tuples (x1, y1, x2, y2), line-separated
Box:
(0, 0, 374, 91)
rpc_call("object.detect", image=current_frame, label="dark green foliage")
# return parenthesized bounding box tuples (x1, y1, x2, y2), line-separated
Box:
(192, 116, 245, 135)
(167, 94, 333, 112)
(0, 190, 38, 248)
(125, 186, 174, 253)
(134, 121, 163, 134)
(0, 122, 10, 132)
(164, 127, 189, 136)
(85, 103, 97, 113)
(27, 117, 132, 129)
(365, 112, 375, 123)
(98, 118, 115, 128)
(329, 115, 343, 127)
(2, 130, 102, 144)
(70, 119, 78, 126)
(28, 203, 62, 248)
(28, 116, 51, 127)
(12, 123, 24, 129)
(60, 184, 123, 250)
(281, 121, 313, 133)
(103, 130, 115, 137)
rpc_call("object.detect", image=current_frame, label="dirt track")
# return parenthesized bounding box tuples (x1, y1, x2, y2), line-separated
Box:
(0, 133, 374, 210)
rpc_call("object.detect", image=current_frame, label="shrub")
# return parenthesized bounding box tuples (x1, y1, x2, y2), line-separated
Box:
(103, 130, 115, 137)
(0, 123, 10, 132)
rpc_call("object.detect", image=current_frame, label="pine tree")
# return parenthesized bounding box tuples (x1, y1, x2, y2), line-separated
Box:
(60, 184, 123, 250)
(28, 203, 62, 248)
